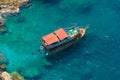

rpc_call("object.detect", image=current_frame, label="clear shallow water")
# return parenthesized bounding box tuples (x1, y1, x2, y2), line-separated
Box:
(0, 0, 120, 80)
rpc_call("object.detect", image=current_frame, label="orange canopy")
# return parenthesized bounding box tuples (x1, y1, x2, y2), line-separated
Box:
(42, 33, 59, 45)
(55, 28, 68, 40)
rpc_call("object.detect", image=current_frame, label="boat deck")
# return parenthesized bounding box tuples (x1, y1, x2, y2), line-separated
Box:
(65, 27, 79, 37)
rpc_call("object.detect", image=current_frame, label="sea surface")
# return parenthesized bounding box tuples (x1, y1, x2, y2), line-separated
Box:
(0, 0, 120, 80)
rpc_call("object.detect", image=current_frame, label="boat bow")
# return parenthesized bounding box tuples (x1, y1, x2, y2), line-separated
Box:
(79, 26, 89, 37)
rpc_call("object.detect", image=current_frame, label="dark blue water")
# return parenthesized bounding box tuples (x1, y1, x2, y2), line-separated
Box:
(0, 0, 120, 80)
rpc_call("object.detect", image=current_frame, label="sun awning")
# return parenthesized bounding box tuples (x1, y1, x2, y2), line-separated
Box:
(42, 33, 59, 45)
(55, 28, 68, 40)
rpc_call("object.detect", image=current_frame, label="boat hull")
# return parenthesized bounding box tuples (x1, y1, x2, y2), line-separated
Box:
(45, 33, 81, 55)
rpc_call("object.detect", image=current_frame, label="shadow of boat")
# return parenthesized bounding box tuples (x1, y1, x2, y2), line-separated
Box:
(45, 37, 86, 64)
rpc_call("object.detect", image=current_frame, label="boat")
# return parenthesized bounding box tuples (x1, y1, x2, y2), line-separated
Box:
(40, 25, 88, 56)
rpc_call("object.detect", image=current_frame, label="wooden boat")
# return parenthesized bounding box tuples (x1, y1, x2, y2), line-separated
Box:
(40, 25, 88, 56)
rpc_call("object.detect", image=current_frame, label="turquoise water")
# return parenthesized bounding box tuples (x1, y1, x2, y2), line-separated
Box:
(0, 0, 120, 80)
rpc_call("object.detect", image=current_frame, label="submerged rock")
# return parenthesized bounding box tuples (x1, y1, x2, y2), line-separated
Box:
(42, 0, 62, 5)
(59, 0, 94, 14)
(0, 21, 7, 33)
(0, 52, 8, 65)
(0, 64, 7, 72)
(11, 72, 24, 80)
(0, 52, 8, 73)
(21, 67, 42, 78)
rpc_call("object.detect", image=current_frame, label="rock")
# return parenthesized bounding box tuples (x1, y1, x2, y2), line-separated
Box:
(0, 64, 7, 72)
(0, 0, 29, 18)
(0, 20, 7, 33)
(0, 76, 5, 80)
(0, 71, 12, 80)
(11, 72, 24, 80)
(0, 0, 29, 32)
(0, 52, 8, 65)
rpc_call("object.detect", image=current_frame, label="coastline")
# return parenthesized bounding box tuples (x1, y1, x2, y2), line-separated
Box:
(0, 0, 29, 32)
(0, 0, 29, 19)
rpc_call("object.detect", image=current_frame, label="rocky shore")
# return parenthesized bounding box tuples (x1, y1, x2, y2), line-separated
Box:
(0, 0, 29, 32)
(0, 52, 25, 80)
(0, 0, 29, 17)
